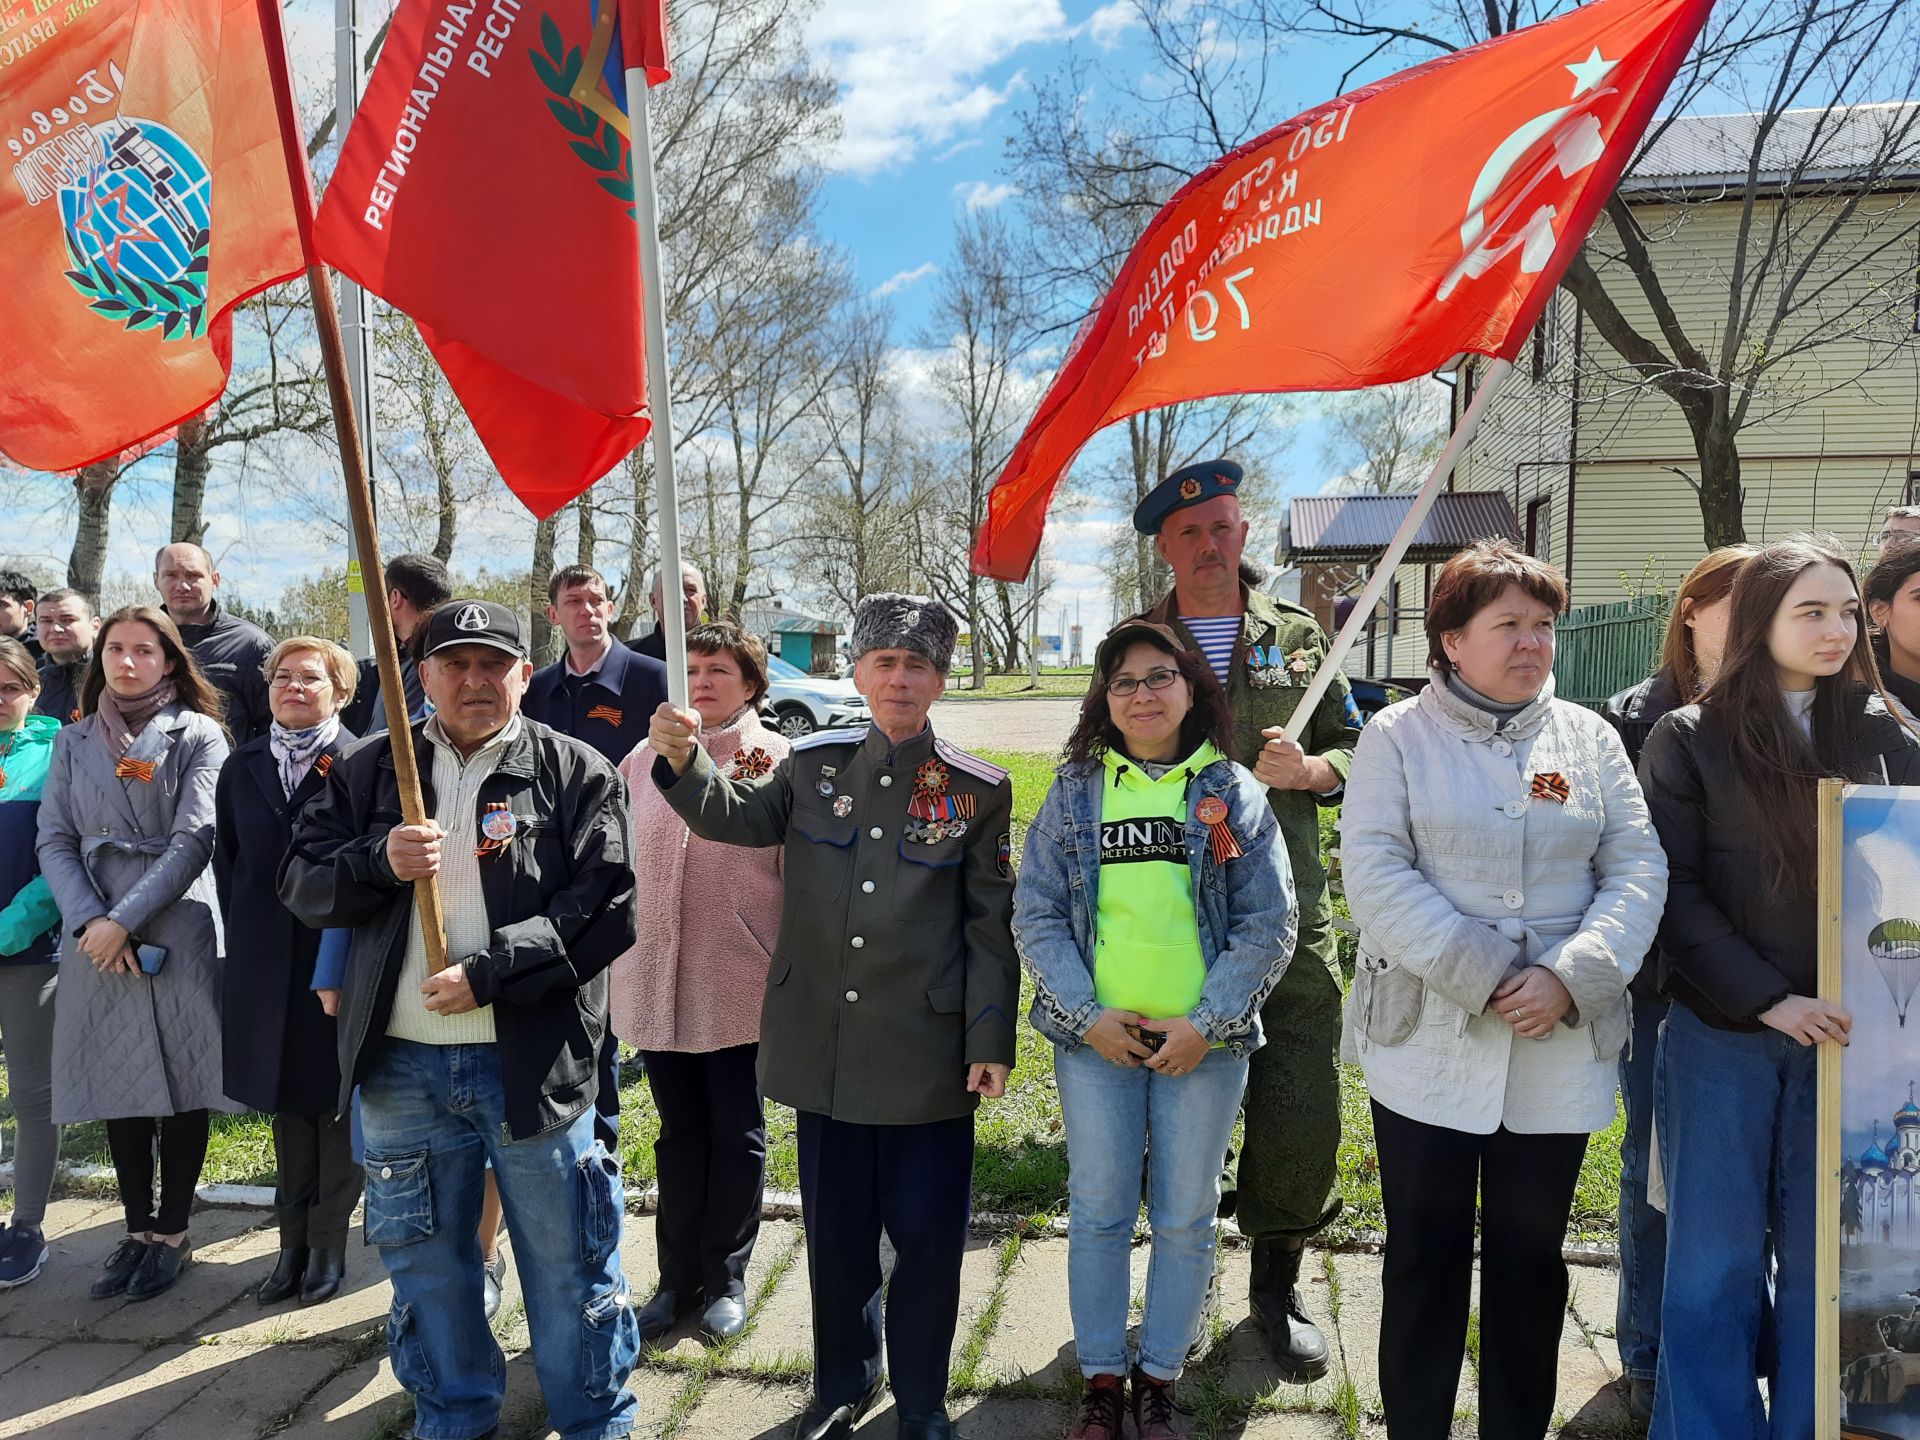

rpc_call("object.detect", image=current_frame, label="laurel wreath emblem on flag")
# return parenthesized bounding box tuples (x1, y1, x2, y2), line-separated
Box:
(57, 116, 214, 341)
(530, 15, 634, 217)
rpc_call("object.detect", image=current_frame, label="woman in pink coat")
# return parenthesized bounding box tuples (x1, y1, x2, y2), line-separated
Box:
(616, 622, 787, 1345)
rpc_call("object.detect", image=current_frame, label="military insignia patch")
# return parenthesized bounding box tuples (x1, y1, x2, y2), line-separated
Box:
(833, 794, 853, 818)
(997, 831, 1012, 876)
(1179, 477, 1202, 500)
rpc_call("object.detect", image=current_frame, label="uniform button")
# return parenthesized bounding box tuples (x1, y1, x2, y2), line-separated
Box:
(851, 936, 865, 948)
(845, 990, 860, 1003)
(1503, 800, 1526, 818)
(880, 775, 893, 787)
(862, 880, 875, 893)
(380, 1166, 393, 1180)
(869, 826, 883, 839)
(1503, 889, 1525, 909)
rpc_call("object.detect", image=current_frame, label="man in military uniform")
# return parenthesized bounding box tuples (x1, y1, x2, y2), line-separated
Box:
(648, 593, 1016, 1440)
(1134, 459, 1361, 1383)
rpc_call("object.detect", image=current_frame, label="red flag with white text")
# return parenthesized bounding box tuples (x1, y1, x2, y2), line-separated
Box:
(971, 0, 1713, 581)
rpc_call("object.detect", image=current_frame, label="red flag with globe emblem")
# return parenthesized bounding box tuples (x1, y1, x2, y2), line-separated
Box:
(315, 0, 671, 519)
(971, 0, 1714, 582)
(0, 0, 306, 473)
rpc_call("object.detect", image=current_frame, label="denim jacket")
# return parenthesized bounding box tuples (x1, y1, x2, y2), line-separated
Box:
(1014, 753, 1297, 1057)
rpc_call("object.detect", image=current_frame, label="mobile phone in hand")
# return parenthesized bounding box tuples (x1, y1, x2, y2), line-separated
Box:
(1123, 1023, 1166, 1054)
(136, 943, 168, 975)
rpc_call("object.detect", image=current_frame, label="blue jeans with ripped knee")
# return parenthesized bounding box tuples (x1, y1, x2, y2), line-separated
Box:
(360, 1039, 638, 1440)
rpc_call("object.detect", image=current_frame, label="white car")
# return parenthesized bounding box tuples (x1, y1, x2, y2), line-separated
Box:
(765, 655, 869, 738)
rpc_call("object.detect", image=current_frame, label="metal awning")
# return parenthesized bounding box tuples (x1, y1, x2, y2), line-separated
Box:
(1283, 491, 1522, 565)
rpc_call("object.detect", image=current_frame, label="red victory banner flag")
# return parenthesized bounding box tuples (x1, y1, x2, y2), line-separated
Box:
(315, 0, 672, 518)
(0, 0, 306, 473)
(972, 0, 1713, 582)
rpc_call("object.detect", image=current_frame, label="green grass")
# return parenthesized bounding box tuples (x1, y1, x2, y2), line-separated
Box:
(0, 749, 1627, 1246)
(941, 671, 1093, 700)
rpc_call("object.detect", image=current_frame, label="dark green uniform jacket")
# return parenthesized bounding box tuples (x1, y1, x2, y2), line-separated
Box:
(1140, 583, 1361, 1239)
(654, 723, 1018, 1126)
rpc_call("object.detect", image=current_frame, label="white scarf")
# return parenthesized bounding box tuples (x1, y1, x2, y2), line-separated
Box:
(269, 715, 340, 798)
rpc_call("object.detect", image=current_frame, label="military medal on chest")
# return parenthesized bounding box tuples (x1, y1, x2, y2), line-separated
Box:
(906, 757, 975, 842)
(475, 802, 518, 859)
(728, 747, 774, 781)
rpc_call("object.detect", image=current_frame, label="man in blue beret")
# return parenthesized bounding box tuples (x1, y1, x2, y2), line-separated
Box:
(1132, 458, 1360, 1384)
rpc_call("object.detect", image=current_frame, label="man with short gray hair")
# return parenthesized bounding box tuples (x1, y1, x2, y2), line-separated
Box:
(649, 592, 1016, 1440)
(1879, 505, 1920, 557)
(635, 561, 706, 662)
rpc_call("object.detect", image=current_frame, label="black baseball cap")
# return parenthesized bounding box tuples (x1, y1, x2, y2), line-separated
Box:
(420, 599, 527, 660)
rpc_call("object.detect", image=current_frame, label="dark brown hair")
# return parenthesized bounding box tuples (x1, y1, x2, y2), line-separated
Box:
(1425, 540, 1569, 675)
(0, 636, 39, 695)
(548, 564, 612, 605)
(1659, 545, 1755, 700)
(1065, 626, 1233, 765)
(1864, 544, 1920, 617)
(1700, 537, 1890, 890)
(686, 621, 770, 706)
(80, 606, 228, 734)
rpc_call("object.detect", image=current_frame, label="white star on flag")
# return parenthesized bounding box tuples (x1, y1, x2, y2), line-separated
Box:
(1566, 47, 1618, 97)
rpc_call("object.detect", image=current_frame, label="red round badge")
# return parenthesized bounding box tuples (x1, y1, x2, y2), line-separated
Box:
(1195, 796, 1228, 825)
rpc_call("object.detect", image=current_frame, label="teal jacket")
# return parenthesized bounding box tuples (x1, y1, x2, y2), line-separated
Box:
(0, 713, 63, 962)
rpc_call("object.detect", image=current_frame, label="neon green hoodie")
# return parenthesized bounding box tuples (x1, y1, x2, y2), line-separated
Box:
(1092, 741, 1222, 1018)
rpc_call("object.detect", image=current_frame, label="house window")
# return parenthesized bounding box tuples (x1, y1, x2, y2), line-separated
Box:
(1907, 470, 1920, 506)
(1526, 495, 1552, 561)
(1530, 295, 1561, 381)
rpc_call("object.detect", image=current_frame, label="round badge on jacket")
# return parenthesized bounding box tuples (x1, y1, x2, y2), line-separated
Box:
(481, 809, 518, 842)
(1194, 796, 1228, 826)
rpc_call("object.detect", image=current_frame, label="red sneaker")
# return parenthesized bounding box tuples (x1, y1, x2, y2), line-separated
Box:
(1066, 1372, 1127, 1439)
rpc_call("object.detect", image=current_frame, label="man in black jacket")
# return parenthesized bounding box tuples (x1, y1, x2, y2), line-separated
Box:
(340, 553, 452, 736)
(32, 589, 95, 723)
(281, 599, 640, 1440)
(156, 542, 274, 745)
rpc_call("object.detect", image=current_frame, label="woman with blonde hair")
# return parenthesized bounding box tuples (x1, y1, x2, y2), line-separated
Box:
(215, 636, 362, 1306)
(1598, 544, 1752, 1420)
(37, 606, 232, 1301)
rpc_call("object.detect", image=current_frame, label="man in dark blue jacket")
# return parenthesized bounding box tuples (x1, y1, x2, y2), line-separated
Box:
(522, 563, 668, 1153)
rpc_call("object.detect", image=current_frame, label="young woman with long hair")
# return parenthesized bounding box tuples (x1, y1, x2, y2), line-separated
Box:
(37, 606, 233, 1302)
(1639, 537, 1920, 1439)
(1864, 543, 1920, 719)
(1598, 543, 1753, 1420)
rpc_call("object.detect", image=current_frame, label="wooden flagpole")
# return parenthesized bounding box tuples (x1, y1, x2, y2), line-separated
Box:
(1281, 357, 1516, 742)
(256, 0, 448, 970)
(624, 63, 690, 712)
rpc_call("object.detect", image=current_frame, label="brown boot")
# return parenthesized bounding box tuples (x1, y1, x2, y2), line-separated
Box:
(1129, 1366, 1180, 1439)
(1066, 1373, 1126, 1439)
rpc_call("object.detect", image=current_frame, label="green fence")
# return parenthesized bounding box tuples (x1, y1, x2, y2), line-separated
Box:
(1553, 594, 1668, 706)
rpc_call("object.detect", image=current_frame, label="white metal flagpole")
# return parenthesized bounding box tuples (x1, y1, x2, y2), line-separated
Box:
(1281, 357, 1517, 742)
(624, 64, 689, 711)
(337, 0, 374, 661)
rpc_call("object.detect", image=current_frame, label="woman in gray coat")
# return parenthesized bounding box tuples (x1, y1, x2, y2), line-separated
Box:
(37, 606, 233, 1302)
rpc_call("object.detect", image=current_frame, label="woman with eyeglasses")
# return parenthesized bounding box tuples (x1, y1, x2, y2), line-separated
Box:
(1015, 619, 1294, 1440)
(0, 639, 66, 1289)
(214, 637, 363, 1306)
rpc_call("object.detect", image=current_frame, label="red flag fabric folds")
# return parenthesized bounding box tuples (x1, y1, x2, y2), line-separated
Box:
(316, 0, 671, 518)
(0, 0, 306, 472)
(971, 0, 1713, 582)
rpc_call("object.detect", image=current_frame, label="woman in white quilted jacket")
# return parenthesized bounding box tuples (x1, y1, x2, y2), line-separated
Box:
(1340, 541, 1668, 1440)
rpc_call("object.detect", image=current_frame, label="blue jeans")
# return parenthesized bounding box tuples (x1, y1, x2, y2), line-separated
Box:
(1055, 1041, 1249, 1380)
(1616, 990, 1668, 1382)
(1653, 1006, 1813, 1440)
(359, 1040, 639, 1440)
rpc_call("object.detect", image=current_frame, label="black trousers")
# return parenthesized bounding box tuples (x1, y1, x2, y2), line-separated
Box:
(105, 1111, 210, 1236)
(796, 1109, 973, 1418)
(593, 1026, 621, 1153)
(1372, 1099, 1588, 1440)
(642, 1044, 766, 1300)
(271, 1109, 365, 1250)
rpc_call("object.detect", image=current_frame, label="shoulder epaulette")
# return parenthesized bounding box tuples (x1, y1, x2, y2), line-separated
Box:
(935, 735, 1009, 785)
(792, 729, 861, 752)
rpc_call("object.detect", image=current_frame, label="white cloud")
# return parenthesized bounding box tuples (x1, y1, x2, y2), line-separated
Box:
(934, 138, 986, 163)
(872, 262, 938, 298)
(1084, 0, 1141, 48)
(806, 0, 1070, 174)
(953, 180, 1018, 212)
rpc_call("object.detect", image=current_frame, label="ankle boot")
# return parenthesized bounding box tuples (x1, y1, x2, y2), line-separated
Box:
(300, 1247, 347, 1304)
(1248, 1236, 1331, 1382)
(256, 1246, 308, 1305)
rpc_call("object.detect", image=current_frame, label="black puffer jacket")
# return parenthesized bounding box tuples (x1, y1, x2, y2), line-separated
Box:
(171, 601, 274, 748)
(1603, 668, 1687, 1000)
(279, 716, 636, 1139)
(1639, 691, 1920, 1030)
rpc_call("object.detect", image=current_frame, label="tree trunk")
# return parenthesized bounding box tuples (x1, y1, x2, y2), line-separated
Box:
(966, 572, 985, 690)
(995, 581, 1022, 671)
(577, 496, 597, 569)
(69, 462, 118, 605)
(432, 462, 456, 563)
(530, 511, 560, 663)
(614, 455, 651, 639)
(1696, 426, 1747, 548)
(171, 415, 212, 546)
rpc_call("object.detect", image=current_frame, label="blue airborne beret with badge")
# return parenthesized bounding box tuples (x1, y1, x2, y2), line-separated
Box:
(1132, 458, 1244, 535)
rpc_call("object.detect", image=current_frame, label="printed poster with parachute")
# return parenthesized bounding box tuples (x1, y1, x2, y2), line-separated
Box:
(1822, 784, 1920, 1438)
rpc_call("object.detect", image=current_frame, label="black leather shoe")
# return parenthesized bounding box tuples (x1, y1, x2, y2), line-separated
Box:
(792, 1376, 884, 1440)
(91, 1237, 150, 1300)
(126, 1239, 189, 1301)
(256, 1246, 308, 1305)
(300, 1247, 347, 1304)
(636, 1286, 697, 1342)
(1248, 1236, 1330, 1382)
(482, 1249, 507, 1323)
(897, 1413, 954, 1440)
(699, 1293, 747, 1341)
